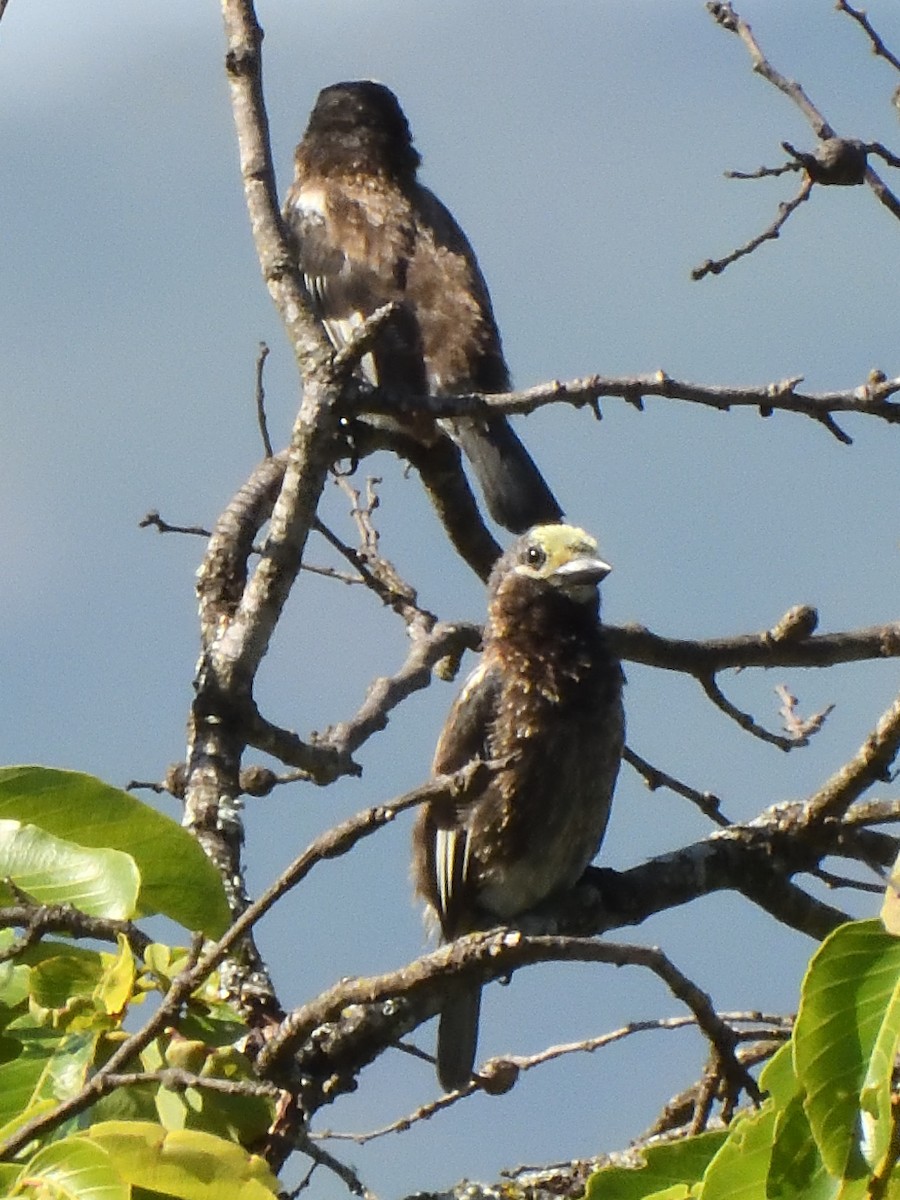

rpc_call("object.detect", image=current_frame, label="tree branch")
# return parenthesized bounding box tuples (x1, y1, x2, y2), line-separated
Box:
(706, 0, 900, 234)
(359, 368, 900, 440)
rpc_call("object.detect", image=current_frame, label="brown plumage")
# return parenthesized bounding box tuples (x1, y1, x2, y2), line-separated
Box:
(282, 80, 563, 534)
(412, 524, 625, 1090)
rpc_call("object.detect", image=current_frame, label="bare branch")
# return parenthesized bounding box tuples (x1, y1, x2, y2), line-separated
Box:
(101, 1068, 283, 1101)
(775, 683, 834, 741)
(692, 176, 814, 281)
(257, 932, 759, 1111)
(294, 1132, 378, 1200)
(319, 621, 481, 762)
(0, 905, 152, 961)
(706, 0, 900, 231)
(837, 0, 900, 76)
(330, 476, 438, 631)
(317, 1012, 790, 1145)
(255, 341, 274, 457)
(610, 615, 900, 674)
(140, 511, 212, 538)
(699, 672, 803, 751)
(623, 746, 732, 826)
(381, 369, 900, 439)
(804, 691, 900, 823)
(707, 2, 834, 136)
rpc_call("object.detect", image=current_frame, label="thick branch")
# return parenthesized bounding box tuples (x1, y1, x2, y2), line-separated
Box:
(610, 617, 900, 674)
(182, 0, 355, 1018)
(804, 693, 900, 823)
(0, 906, 151, 960)
(257, 932, 752, 1113)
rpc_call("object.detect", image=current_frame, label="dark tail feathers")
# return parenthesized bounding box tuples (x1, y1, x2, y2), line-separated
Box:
(450, 417, 563, 534)
(436, 983, 482, 1092)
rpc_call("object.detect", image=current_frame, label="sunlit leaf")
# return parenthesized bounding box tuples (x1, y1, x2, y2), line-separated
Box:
(96, 937, 136, 1016)
(0, 1027, 97, 1130)
(9, 1135, 128, 1200)
(795, 920, 900, 1180)
(0, 820, 139, 920)
(0, 1098, 57, 1146)
(585, 1129, 726, 1198)
(0, 767, 230, 935)
(768, 1092, 838, 1200)
(88, 1121, 280, 1200)
(30, 951, 105, 1010)
(700, 1105, 775, 1199)
(880, 849, 900, 936)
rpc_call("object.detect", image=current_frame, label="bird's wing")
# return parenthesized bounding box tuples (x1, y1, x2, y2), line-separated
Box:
(407, 186, 509, 394)
(432, 658, 500, 776)
(429, 659, 502, 932)
(282, 181, 423, 391)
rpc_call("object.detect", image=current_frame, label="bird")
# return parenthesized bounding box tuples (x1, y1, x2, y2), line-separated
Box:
(282, 80, 564, 535)
(412, 523, 625, 1090)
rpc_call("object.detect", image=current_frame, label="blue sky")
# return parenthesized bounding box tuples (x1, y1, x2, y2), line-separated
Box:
(3, 1, 900, 1194)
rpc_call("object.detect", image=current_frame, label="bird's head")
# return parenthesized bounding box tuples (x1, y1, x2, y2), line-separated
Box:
(491, 524, 612, 609)
(300, 81, 421, 179)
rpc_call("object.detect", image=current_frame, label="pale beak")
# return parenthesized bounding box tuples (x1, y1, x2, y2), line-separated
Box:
(552, 555, 612, 589)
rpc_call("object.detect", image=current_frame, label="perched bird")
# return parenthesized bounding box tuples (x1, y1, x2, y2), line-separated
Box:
(282, 80, 563, 534)
(412, 524, 625, 1090)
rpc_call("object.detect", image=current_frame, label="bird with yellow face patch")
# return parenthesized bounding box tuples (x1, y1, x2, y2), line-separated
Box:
(413, 524, 625, 1091)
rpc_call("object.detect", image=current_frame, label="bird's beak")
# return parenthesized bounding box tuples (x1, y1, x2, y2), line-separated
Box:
(552, 555, 612, 589)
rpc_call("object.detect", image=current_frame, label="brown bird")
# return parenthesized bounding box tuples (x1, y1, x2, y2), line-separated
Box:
(282, 80, 563, 534)
(412, 524, 625, 1090)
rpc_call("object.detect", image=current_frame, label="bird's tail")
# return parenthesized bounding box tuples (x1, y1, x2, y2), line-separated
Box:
(436, 983, 482, 1092)
(450, 417, 564, 534)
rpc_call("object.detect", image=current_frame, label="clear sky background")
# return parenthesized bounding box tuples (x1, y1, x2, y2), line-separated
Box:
(3, 1, 900, 1195)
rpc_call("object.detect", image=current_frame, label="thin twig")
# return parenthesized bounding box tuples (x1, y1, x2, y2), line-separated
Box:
(623, 747, 731, 826)
(837, 0, 900, 75)
(706, 0, 900, 237)
(699, 673, 802, 750)
(295, 1131, 378, 1200)
(140, 511, 212, 538)
(255, 342, 274, 457)
(692, 176, 814, 281)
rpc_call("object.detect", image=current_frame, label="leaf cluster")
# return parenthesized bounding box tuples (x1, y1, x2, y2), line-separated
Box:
(0, 767, 279, 1200)
(588, 920, 900, 1200)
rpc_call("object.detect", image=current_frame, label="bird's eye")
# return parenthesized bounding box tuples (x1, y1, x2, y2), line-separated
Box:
(524, 544, 546, 568)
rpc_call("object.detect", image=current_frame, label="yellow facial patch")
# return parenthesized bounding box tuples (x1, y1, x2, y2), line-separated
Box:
(514, 524, 602, 581)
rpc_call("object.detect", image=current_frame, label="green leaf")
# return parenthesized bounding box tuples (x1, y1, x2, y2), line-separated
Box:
(0, 932, 32, 1012)
(0, 1027, 97, 1131)
(794, 920, 900, 1180)
(0, 767, 230, 936)
(0, 820, 139, 920)
(0, 1098, 57, 1145)
(753, 1042, 837, 1200)
(30, 951, 105, 1010)
(9, 1135, 128, 1200)
(0, 1162, 21, 1190)
(768, 1092, 839, 1200)
(758, 1040, 798, 1108)
(91, 1082, 160, 1127)
(700, 1105, 775, 1200)
(585, 1129, 726, 1198)
(880, 848, 900, 936)
(88, 1121, 280, 1200)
